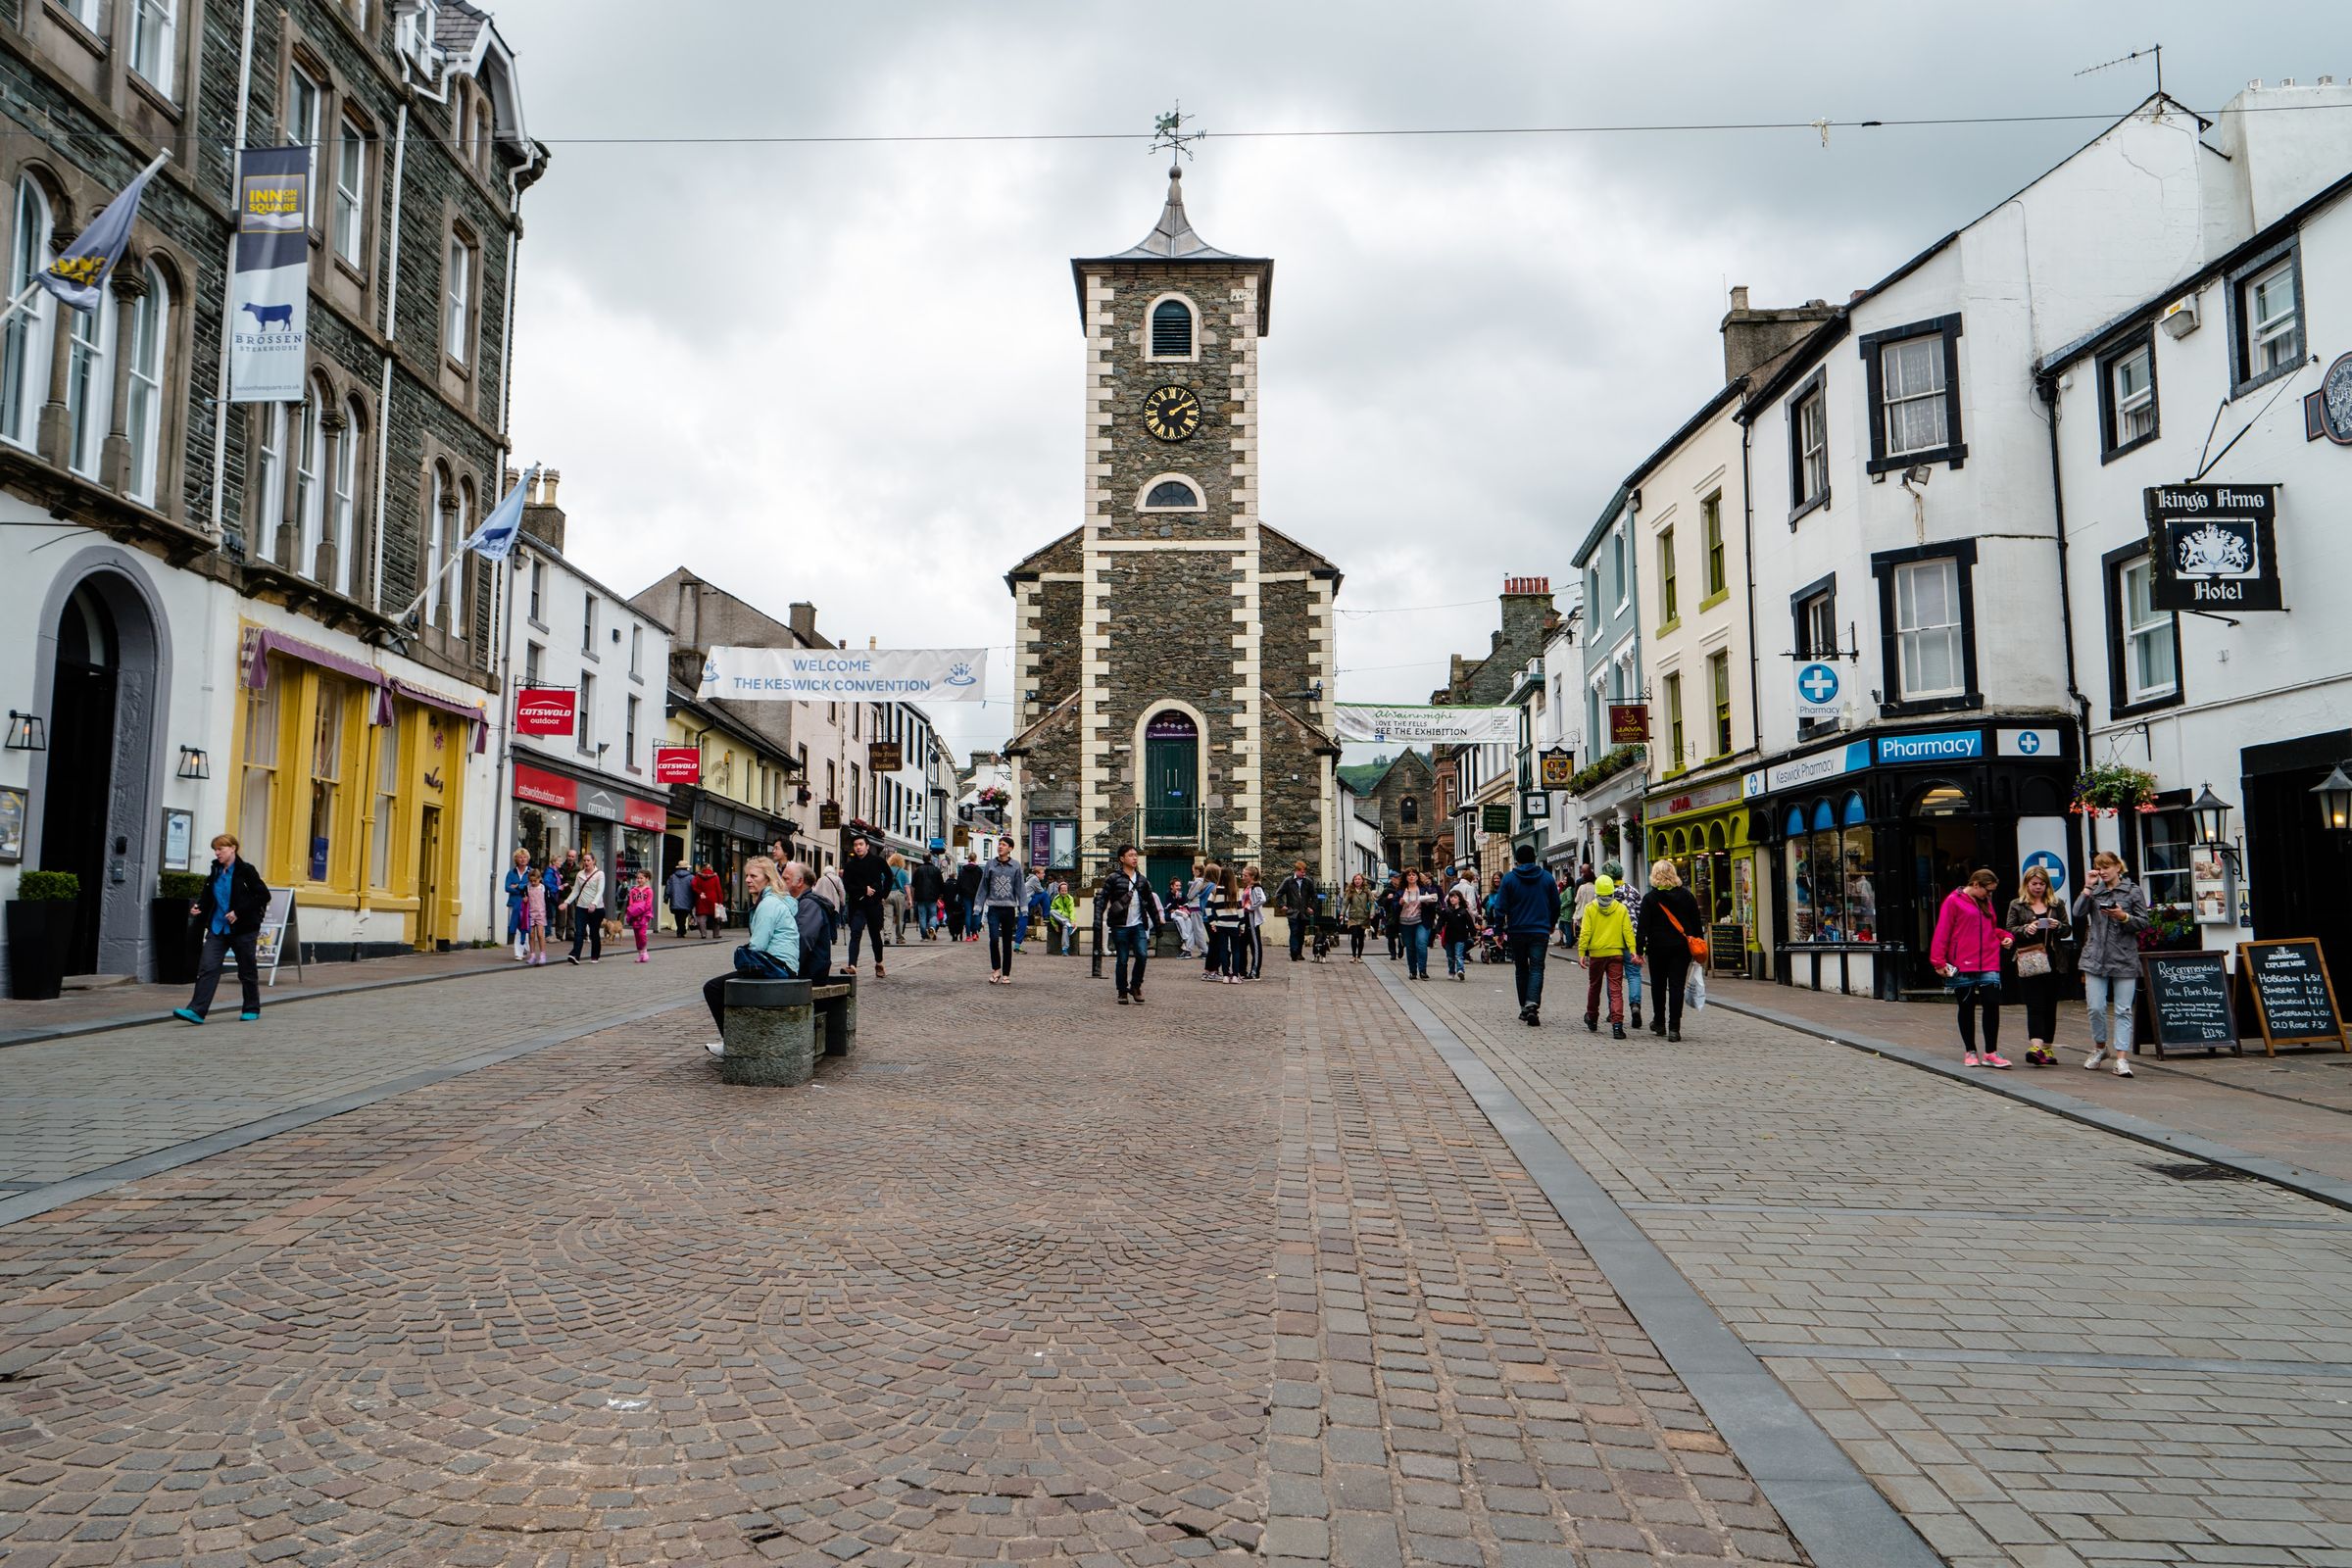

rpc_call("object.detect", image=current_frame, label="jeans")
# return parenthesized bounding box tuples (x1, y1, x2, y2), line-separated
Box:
(1112, 922, 1151, 995)
(1509, 933, 1547, 1009)
(987, 906, 1018, 973)
(569, 907, 604, 961)
(1289, 916, 1307, 961)
(1625, 958, 1643, 1008)
(1446, 938, 1468, 976)
(1405, 922, 1431, 978)
(916, 902, 937, 936)
(188, 928, 260, 1018)
(848, 898, 887, 966)
(967, 904, 986, 937)
(2085, 973, 2136, 1052)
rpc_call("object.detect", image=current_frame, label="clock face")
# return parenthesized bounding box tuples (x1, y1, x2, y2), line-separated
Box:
(1141, 384, 1203, 442)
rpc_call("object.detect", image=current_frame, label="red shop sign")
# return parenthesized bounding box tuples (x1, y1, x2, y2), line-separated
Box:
(653, 745, 702, 785)
(622, 796, 668, 832)
(514, 687, 577, 736)
(513, 762, 576, 809)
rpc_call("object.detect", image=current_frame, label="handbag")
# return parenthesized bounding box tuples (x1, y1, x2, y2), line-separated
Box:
(1660, 902, 1708, 962)
(2015, 946, 2052, 978)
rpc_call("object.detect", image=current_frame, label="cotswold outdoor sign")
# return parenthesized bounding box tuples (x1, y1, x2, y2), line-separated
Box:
(2143, 484, 2282, 612)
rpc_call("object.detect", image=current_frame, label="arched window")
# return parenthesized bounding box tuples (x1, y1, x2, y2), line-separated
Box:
(124, 262, 170, 506)
(252, 403, 287, 561)
(451, 477, 475, 639)
(64, 261, 116, 477)
(2, 177, 54, 448)
(1400, 796, 1419, 825)
(1142, 476, 1201, 510)
(474, 100, 494, 172)
(1149, 296, 1194, 359)
(424, 463, 449, 624)
(294, 379, 327, 577)
(332, 396, 365, 597)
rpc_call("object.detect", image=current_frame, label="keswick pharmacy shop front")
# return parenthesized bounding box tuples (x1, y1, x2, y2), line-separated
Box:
(1749, 721, 2077, 998)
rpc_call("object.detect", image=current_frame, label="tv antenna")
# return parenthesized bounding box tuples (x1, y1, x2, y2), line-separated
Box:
(2076, 43, 2163, 95)
(1151, 103, 1205, 167)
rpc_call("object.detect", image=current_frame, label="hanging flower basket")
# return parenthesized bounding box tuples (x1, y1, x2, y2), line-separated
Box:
(2070, 765, 2158, 818)
(975, 784, 1009, 809)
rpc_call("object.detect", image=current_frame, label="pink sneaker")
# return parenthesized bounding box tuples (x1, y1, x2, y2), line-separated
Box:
(1983, 1053, 2012, 1069)
(1962, 1052, 1982, 1067)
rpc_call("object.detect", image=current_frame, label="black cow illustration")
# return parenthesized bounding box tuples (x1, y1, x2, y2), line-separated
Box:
(240, 302, 294, 332)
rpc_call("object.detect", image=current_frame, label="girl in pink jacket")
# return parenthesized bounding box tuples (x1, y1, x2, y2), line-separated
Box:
(1931, 869, 2014, 1068)
(625, 872, 658, 962)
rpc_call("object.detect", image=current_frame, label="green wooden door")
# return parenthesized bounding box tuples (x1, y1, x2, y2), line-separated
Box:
(1143, 717, 1198, 841)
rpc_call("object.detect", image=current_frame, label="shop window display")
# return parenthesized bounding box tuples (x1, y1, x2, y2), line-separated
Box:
(1785, 791, 1879, 945)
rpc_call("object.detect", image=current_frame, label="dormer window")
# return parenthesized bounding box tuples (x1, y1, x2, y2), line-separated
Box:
(1149, 296, 1194, 360)
(1139, 475, 1203, 511)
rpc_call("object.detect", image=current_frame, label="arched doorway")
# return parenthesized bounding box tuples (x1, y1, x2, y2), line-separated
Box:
(1142, 710, 1199, 841)
(33, 562, 167, 977)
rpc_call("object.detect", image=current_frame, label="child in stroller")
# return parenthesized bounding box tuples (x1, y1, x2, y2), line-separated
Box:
(1475, 920, 1510, 966)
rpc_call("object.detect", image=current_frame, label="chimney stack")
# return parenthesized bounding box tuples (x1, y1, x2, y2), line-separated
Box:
(520, 465, 566, 553)
(1720, 287, 1840, 383)
(788, 602, 819, 645)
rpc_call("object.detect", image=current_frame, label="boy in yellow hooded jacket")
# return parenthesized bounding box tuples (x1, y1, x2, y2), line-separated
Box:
(1576, 874, 1636, 1037)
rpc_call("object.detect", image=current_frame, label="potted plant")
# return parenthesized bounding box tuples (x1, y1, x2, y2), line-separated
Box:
(151, 871, 208, 986)
(2070, 764, 2159, 818)
(6, 869, 82, 1001)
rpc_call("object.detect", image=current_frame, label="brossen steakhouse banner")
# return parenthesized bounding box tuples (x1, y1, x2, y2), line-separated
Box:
(698, 647, 987, 704)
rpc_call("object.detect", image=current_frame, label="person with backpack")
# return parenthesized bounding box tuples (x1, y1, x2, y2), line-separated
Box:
(701, 856, 799, 1058)
(955, 854, 984, 942)
(1498, 843, 1561, 1024)
(1637, 860, 1705, 1042)
(910, 854, 946, 941)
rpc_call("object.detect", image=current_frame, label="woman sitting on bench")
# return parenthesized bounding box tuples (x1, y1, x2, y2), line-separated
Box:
(703, 857, 799, 1056)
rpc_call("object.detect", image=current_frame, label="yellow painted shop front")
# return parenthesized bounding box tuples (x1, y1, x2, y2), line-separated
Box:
(228, 628, 481, 956)
(1645, 774, 1758, 975)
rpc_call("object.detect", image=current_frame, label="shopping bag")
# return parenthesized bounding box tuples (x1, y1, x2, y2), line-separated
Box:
(1686, 966, 1708, 1011)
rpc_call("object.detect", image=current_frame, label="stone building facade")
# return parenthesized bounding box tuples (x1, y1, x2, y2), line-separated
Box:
(1340, 751, 1440, 875)
(1005, 169, 1343, 891)
(0, 0, 548, 979)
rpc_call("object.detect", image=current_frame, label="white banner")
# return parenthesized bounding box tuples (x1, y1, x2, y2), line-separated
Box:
(227, 146, 312, 403)
(698, 646, 987, 703)
(1334, 704, 1518, 745)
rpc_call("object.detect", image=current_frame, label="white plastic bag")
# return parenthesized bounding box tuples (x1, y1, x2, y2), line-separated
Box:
(1686, 966, 1708, 1012)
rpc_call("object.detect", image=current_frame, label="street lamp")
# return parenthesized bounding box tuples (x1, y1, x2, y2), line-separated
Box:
(2189, 783, 2231, 852)
(2314, 764, 2352, 834)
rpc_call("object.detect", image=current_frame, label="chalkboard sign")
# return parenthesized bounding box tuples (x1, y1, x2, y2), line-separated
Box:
(2236, 939, 2349, 1055)
(2138, 951, 2239, 1058)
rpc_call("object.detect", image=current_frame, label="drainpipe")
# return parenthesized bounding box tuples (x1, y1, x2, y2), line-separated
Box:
(1737, 385, 1761, 780)
(2038, 374, 2093, 783)
(368, 99, 408, 614)
(204, 0, 259, 542)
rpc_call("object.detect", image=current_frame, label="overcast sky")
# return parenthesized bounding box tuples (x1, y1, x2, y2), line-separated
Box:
(491, 2, 2352, 765)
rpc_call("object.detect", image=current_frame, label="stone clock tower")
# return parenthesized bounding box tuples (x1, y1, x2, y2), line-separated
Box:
(1004, 166, 1343, 891)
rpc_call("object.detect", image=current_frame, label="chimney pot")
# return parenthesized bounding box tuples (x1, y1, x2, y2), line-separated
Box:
(541, 468, 561, 506)
(503, 466, 519, 497)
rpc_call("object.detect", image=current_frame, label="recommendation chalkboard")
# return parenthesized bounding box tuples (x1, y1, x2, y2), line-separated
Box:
(2139, 952, 2240, 1058)
(2236, 939, 2349, 1055)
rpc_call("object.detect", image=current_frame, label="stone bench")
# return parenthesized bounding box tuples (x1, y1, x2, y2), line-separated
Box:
(810, 975, 856, 1056)
(718, 978, 815, 1086)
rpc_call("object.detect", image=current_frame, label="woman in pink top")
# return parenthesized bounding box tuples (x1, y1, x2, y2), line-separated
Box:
(1931, 868, 2015, 1068)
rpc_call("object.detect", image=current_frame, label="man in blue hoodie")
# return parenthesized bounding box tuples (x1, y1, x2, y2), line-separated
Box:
(1497, 843, 1562, 1026)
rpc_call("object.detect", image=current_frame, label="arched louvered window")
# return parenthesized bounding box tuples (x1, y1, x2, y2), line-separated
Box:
(1143, 477, 1200, 510)
(1150, 297, 1194, 359)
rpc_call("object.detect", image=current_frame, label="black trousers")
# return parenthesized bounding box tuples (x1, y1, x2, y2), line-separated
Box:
(1289, 916, 1306, 960)
(704, 972, 730, 1035)
(987, 906, 1018, 972)
(2020, 971, 2060, 1042)
(1348, 924, 1366, 958)
(1956, 983, 2001, 1054)
(189, 928, 260, 1018)
(671, 904, 692, 937)
(1649, 950, 1690, 1033)
(1249, 925, 1264, 977)
(848, 898, 888, 966)
(569, 907, 604, 960)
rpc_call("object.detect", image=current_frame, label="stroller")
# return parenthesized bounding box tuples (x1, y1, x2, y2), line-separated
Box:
(1475, 920, 1510, 965)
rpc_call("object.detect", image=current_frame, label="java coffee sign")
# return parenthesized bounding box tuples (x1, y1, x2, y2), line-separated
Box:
(2143, 484, 2281, 612)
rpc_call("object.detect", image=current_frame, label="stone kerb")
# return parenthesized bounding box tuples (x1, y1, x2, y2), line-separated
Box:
(719, 978, 815, 1086)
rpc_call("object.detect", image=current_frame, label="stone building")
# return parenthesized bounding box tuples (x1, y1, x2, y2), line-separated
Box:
(0, 0, 546, 979)
(1004, 167, 1343, 894)
(1433, 578, 1559, 875)
(1337, 751, 1440, 875)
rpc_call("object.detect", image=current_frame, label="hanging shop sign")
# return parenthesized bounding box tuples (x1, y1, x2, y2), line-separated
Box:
(514, 687, 576, 736)
(1334, 704, 1518, 745)
(653, 745, 701, 784)
(1794, 662, 1843, 722)
(819, 802, 842, 830)
(868, 741, 904, 774)
(2306, 352, 2352, 445)
(1520, 792, 1550, 819)
(1538, 747, 1576, 788)
(697, 646, 986, 703)
(1607, 704, 1649, 745)
(2144, 484, 2282, 612)
(1480, 803, 1512, 833)
(227, 146, 312, 403)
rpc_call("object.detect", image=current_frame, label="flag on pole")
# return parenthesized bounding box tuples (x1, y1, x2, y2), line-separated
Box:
(39, 151, 170, 314)
(462, 466, 537, 564)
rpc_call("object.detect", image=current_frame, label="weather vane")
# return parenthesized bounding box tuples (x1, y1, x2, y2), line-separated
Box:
(1152, 103, 1205, 168)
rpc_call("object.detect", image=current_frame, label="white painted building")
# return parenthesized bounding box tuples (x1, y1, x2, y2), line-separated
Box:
(1734, 91, 2296, 997)
(500, 482, 673, 888)
(2038, 80, 2352, 985)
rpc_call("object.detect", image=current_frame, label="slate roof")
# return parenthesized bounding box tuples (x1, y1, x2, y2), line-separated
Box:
(1071, 168, 1274, 332)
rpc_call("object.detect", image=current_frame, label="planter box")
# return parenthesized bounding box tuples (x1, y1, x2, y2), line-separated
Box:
(5, 901, 82, 1001)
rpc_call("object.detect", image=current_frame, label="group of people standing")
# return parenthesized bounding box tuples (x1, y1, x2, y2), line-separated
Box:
(1930, 850, 2149, 1075)
(503, 847, 661, 965)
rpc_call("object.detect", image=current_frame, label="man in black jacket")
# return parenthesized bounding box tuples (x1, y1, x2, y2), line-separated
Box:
(1277, 858, 1318, 961)
(172, 832, 271, 1023)
(954, 854, 983, 942)
(840, 835, 894, 977)
(909, 854, 946, 940)
(1102, 844, 1162, 1004)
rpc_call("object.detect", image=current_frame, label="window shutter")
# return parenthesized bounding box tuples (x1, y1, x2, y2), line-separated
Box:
(1151, 300, 1192, 357)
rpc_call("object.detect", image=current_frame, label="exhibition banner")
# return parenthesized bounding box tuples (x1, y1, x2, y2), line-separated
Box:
(1333, 704, 1518, 745)
(227, 146, 312, 403)
(697, 646, 987, 703)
